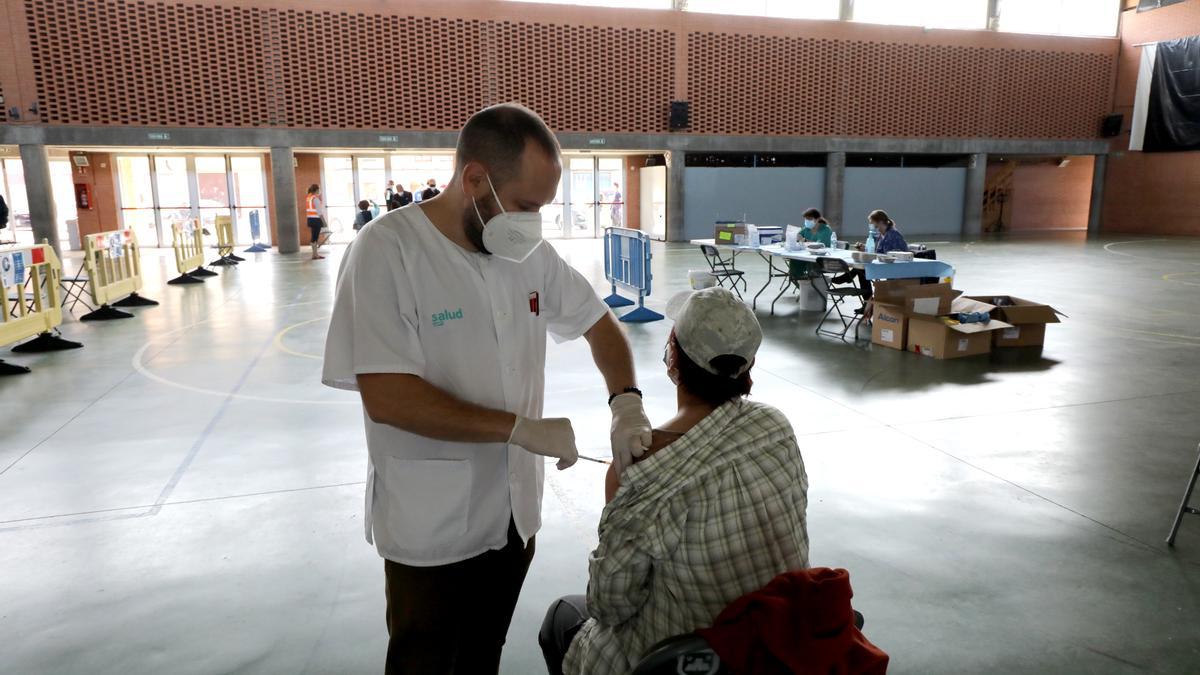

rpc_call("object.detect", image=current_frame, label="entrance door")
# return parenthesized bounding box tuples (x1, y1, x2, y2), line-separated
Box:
(195, 156, 232, 237)
(596, 157, 624, 233)
(566, 156, 596, 238)
(116, 156, 158, 247)
(230, 155, 269, 245)
(154, 155, 192, 245)
(641, 165, 668, 241)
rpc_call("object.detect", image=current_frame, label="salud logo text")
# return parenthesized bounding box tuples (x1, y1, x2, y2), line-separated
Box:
(432, 308, 464, 327)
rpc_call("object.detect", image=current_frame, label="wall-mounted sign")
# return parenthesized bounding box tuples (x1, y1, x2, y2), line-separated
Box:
(147, 132, 171, 141)
(379, 135, 399, 143)
(588, 138, 607, 146)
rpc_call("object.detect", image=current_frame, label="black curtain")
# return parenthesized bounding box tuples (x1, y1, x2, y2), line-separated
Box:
(1144, 35, 1200, 152)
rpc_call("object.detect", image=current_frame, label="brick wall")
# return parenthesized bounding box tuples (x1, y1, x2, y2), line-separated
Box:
(1103, 0, 1200, 235)
(0, 0, 1118, 141)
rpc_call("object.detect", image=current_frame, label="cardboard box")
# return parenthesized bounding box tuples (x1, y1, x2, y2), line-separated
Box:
(871, 302, 908, 350)
(966, 295, 1064, 349)
(714, 223, 747, 245)
(906, 297, 1012, 359)
(902, 283, 961, 316)
(872, 279, 920, 305)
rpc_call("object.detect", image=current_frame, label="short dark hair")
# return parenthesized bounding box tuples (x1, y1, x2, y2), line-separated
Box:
(307, 184, 320, 194)
(803, 208, 822, 220)
(358, 200, 370, 210)
(671, 334, 752, 407)
(455, 103, 560, 185)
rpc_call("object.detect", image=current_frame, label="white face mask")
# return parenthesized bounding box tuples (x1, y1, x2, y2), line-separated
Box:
(803, 219, 814, 228)
(471, 173, 544, 263)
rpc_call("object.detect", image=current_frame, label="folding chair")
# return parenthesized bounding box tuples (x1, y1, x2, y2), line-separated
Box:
(1167, 441, 1200, 547)
(700, 244, 747, 299)
(814, 257, 866, 341)
(60, 265, 95, 315)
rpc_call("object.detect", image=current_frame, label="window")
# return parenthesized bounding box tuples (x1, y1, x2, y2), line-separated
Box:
(684, 0, 840, 20)
(997, 0, 1120, 37)
(852, 0, 988, 30)
(504, 0, 671, 9)
(116, 156, 157, 248)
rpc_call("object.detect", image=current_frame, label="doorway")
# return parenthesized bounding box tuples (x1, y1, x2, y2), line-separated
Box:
(541, 155, 626, 239)
(116, 153, 270, 247)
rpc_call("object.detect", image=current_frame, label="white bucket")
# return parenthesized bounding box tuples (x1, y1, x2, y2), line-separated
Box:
(688, 270, 718, 290)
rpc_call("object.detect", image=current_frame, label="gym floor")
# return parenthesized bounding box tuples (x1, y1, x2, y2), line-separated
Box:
(1, 233, 1198, 674)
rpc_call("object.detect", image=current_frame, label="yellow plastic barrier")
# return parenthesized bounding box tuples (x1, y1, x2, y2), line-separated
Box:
(0, 240, 82, 375)
(81, 227, 159, 321)
(210, 214, 243, 266)
(169, 219, 213, 285)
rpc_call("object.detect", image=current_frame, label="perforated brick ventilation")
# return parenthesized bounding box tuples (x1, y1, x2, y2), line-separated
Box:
(21, 0, 1112, 139)
(0, 82, 7, 123)
(687, 33, 1114, 139)
(490, 22, 675, 133)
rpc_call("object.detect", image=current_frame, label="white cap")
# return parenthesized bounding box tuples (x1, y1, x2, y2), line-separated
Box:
(665, 288, 762, 378)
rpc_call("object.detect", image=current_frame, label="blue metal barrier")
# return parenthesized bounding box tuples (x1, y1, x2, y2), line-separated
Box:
(603, 227, 663, 323)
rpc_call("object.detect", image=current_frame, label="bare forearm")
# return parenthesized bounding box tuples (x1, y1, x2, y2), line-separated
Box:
(356, 373, 515, 443)
(585, 313, 638, 396)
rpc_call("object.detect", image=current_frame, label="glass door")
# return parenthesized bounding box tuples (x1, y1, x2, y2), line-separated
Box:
(566, 157, 596, 239)
(154, 155, 193, 245)
(540, 178, 567, 239)
(321, 156, 356, 242)
(1, 159, 30, 245)
(230, 155, 269, 245)
(597, 157, 624, 234)
(194, 156, 231, 235)
(356, 156, 386, 215)
(116, 156, 158, 247)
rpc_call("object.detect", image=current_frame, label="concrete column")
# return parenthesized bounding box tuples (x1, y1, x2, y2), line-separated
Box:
(271, 146, 300, 254)
(666, 150, 685, 242)
(962, 152, 987, 238)
(1087, 154, 1107, 238)
(824, 151, 845, 229)
(18, 144, 61, 255)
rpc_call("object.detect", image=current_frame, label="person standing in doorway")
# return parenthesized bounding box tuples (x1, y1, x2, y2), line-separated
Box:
(610, 183, 623, 228)
(421, 178, 441, 201)
(384, 180, 396, 204)
(388, 183, 413, 211)
(321, 103, 653, 675)
(305, 184, 326, 260)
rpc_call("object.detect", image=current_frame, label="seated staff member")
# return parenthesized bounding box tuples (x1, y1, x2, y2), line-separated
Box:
(845, 209, 909, 302)
(352, 199, 373, 232)
(539, 287, 809, 675)
(866, 209, 908, 255)
(802, 216, 834, 247)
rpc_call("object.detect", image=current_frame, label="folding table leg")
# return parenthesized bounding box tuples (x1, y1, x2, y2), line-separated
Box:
(1167, 443, 1200, 547)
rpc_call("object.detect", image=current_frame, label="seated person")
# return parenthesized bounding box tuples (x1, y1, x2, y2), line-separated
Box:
(844, 209, 909, 305)
(802, 216, 834, 247)
(868, 209, 908, 255)
(352, 199, 372, 232)
(539, 287, 809, 675)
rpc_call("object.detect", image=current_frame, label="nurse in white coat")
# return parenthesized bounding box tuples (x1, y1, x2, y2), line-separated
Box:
(322, 103, 652, 675)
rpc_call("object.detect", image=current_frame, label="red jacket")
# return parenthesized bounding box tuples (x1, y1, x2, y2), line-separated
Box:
(696, 568, 889, 675)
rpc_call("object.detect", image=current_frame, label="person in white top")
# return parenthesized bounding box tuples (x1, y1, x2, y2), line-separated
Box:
(321, 103, 653, 675)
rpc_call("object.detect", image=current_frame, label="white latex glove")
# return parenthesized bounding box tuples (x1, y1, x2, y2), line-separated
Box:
(508, 416, 579, 470)
(610, 393, 652, 473)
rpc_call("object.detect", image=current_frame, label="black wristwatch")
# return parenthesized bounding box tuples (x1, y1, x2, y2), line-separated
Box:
(608, 387, 643, 405)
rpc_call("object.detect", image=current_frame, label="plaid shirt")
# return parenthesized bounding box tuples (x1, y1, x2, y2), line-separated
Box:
(564, 399, 809, 675)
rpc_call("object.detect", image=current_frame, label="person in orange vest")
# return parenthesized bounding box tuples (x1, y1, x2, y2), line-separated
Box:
(305, 184, 327, 260)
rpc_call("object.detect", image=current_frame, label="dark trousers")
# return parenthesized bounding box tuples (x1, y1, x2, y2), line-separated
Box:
(538, 595, 591, 675)
(384, 520, 535, 675)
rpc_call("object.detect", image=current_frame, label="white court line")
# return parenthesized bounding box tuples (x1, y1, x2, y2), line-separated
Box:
(131, 305, 359, 406)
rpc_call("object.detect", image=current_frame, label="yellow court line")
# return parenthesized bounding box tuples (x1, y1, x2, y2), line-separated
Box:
(273, 316, 330, 360)
(1113, 327, 1200, 343)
